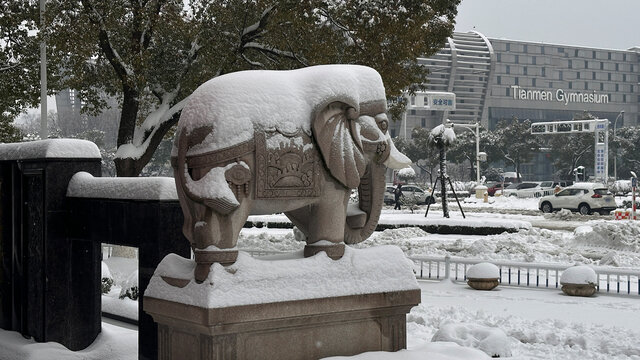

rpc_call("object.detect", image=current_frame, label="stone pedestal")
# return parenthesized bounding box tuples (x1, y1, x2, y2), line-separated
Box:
(144, 289, 420, 360)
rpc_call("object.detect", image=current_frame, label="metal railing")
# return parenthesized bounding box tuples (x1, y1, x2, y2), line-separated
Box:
(230, 250, 640, 296)
(409, 255, 640, 296)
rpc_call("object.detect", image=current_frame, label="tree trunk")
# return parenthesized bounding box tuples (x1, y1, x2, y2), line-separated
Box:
(115, 86, 141, 177)
(439, 145, 449, 218)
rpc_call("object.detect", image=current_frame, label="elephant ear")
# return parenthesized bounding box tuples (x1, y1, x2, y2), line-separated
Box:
(312, 103, 366, 189)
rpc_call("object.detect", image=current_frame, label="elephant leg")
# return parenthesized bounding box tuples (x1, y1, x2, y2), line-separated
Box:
(303, 189, 349, 260)
(192, 159, 254, 283)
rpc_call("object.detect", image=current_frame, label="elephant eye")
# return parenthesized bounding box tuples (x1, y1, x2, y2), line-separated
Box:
(377, 119, 388, 133)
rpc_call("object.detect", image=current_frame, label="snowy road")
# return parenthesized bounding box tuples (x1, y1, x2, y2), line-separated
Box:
(408, 280, 640, 359)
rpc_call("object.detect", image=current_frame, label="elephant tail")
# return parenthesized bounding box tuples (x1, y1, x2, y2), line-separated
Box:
(175, 129, 239, 215)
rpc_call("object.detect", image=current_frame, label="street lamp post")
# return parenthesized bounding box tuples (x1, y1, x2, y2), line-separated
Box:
(613, 110, 624, 180)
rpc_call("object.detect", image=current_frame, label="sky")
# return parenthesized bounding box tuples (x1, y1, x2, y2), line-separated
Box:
(454, 0, 640, 50)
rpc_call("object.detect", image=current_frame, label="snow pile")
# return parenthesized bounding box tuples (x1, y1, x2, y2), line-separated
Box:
(67, 172, 178, 200)
(431, 322, 512, 358)
(175, 65, 386, 156)
(466, 263, 499, 279)
(560, 265, 597, 285)
(0, 139, 101, 160)
(0, 322, 137, 360)
(239, 228, 305, 252)
(544, 208, 573, 220)
(573, 221, 640, 252)
(145, 246, 418, 308)
(119, 270, 139, 300)
(324, 342, 490, 359)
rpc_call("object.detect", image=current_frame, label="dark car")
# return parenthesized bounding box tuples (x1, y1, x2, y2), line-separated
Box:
(487, 182, 511, 196)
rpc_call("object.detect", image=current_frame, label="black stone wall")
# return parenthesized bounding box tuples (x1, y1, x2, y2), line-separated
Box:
(67, 197, 190, 360)
(0, 158, 102, 351)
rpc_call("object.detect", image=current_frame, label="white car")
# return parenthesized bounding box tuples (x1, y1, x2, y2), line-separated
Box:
(538, 183, 616, 215)
(384, 184, 435, 205)
(501, 181, 555, 198)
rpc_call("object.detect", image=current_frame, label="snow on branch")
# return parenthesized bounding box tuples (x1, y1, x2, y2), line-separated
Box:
(242, 4, 276, 39)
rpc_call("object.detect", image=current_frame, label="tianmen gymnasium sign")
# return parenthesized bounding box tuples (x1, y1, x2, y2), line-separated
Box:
(510, 85, 609, 105)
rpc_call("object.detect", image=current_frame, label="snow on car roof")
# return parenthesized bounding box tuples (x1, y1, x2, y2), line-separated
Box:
(569, 182, 608, 189)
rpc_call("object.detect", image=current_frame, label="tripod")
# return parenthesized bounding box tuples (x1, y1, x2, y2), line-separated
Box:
(424, 175, 465, 218)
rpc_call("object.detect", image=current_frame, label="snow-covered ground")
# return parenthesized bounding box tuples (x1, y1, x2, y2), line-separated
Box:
(3, 197, 640, 359)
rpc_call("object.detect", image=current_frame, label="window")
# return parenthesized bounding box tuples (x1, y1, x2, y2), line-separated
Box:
(515, 77, 519, 85)
(532, 56, 536, 65)
(523, 44, 528, 53)
(506, 43, 510, 51)
(497, 76, 501, 84)
(506, 65, 510, 74)
(523, 67, 527, 75)
(558, 47, 564, 53)
(575, 49, 579, 57)
(569, 82, 572, 89)
(600, 62, 604, 70)
(577, 72, 581, 79)
(623, 74, 626, 82)
(592, 51, 596, 59)
(542, 67, 546, 76)
(506, 87, 510, 96)
(608, 52, 612, 60)
(608, 73, 611, 81)
(592, 72, 596, 80)
(515, 55, 519, 64)
(532, 78, 536, 87)
(497, 53, 501, 62)
(568, 60, 572, 69)
(558, 70, 563, 80)
(623, 94, 627, 102)
(600, 83, 604, 91)
(616, 84, 619, 91)
(421, 118, 426, 127)
(585, 60, 588, 68)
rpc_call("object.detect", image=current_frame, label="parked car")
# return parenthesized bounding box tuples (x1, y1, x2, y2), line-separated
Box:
(383, 184, 435, 205)
(402, 184, 436, 205)
(487, 182, 511, 196)
(500, 181, 555, 198)
(538, 183, 616, 215)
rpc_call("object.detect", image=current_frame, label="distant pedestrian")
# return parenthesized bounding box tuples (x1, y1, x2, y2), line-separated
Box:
(394, 184, 404, 210)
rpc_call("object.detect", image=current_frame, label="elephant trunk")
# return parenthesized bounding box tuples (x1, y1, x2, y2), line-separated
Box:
(344, 162, 385, 244)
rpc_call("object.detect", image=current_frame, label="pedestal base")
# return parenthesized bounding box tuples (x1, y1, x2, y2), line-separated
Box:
(144, 289, 420, 360)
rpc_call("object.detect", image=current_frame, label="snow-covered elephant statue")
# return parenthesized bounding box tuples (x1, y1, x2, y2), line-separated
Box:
(171, 65, 411, 282)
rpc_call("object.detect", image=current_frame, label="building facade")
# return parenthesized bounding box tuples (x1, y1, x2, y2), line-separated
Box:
(393, 31, 639, 135)
(392, 31, 640, 180)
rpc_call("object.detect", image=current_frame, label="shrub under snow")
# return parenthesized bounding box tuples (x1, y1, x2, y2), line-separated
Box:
(432, 322, 512, 358)
(466, 262, 499, 279)
(560, 265, 597, 285)
(119, 270, 139, 300)
(101, 261, 114, 295)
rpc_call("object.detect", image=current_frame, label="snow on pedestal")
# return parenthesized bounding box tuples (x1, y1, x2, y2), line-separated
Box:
(144, 246, 421, 360)
(560, 265, 597, 297)
(466, 262, 500, 291)
(145, 246, 418, 308)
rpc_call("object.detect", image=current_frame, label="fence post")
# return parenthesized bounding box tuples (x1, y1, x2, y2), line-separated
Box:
(444, 255, 451, 279)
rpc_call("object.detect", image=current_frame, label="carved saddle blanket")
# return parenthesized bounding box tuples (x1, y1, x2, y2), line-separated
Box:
(183, 128, 321, 199)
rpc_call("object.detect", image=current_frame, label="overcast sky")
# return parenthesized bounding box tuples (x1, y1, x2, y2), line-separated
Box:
(454, 0, 640, 50)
